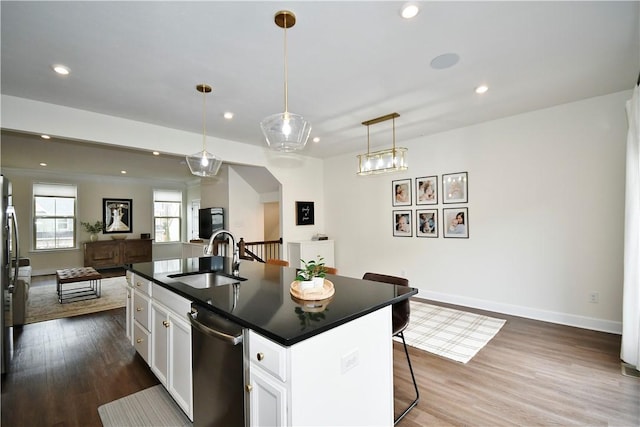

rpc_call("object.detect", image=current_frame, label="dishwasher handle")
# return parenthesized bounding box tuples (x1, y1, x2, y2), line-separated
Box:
(188, 310, 243, 345)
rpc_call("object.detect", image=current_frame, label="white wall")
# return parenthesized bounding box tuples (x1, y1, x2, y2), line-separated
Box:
(3, 169, 185, 274)
(228, 166, 264, 242)
(1, 95, 325, 250)
(324, 91, 631, 333)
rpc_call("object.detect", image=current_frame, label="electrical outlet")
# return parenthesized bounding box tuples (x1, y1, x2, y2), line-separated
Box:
(589, 292, 599, 303)
(341, 349, 359, 374)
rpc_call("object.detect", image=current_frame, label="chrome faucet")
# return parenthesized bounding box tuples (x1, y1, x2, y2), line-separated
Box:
(204, 229, 240, 277)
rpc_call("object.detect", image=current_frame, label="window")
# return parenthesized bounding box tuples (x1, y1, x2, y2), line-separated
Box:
(33, 183, 77, 250)
(154, 189, 182, 242)
(191, 199, 201, 240)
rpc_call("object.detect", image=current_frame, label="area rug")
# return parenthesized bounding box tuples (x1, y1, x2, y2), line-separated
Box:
(398, 300, 506, 364)
(98, 385, 192, 427)
(25, 276, 128, 324)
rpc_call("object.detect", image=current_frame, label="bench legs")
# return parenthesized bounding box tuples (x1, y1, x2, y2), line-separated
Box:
(57, 278, 101, 304)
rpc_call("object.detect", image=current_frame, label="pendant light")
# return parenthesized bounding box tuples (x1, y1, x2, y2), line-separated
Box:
(260, 10, 312, 152)
(186, 84, 223, 177)
(356, 112, 408, 176)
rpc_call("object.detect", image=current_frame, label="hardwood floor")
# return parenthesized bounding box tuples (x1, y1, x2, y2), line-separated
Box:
(1, 309, 158, 427)
(1, 299, 638, 426)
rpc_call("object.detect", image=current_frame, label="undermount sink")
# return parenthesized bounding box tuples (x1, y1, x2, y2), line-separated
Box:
(168, 272, 247, 289)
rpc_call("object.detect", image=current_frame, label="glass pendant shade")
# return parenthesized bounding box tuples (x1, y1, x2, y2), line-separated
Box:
(261, 10, 311, 152)
(187, 83, 222, 177)
(186, 150, 222, 177)
(260, 111, 312, 152)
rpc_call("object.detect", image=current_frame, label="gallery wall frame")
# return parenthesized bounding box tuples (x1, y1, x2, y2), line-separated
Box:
(393, 209, 412, 237)
(295, 201, 315, 226)
(442, 172, 468, 204)
(416, 209, 438, 238)
(416, 176, 438, 205)
(443, 207, 469, 238)
(392, 179, 412, 207)
(103, 198, 132, 234)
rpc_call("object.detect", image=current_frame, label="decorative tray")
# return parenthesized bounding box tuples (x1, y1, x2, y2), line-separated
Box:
(290, 294, 334, 313)
(290, 279, 335, 301)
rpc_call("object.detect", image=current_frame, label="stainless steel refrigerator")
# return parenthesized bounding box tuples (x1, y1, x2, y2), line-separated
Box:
(1, 175, 20, 374)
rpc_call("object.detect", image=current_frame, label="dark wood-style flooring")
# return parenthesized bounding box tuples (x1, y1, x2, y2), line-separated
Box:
(2, 283, 639, 426)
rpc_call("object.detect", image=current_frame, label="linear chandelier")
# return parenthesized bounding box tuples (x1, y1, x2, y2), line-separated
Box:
(186, 84, 223, 177)
(356, 112, 408, 176)
(260, 10, 312, 152)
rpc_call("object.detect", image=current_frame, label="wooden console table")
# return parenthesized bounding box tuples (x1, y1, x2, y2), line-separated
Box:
(83, 239, 152, 269)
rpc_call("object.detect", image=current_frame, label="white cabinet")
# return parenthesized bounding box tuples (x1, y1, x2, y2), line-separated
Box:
(150, 284, 193, 421)
(125, 273, 193, 422)
(132, 276, 152, 365)
(287, 240, 335, 269)
(248, 366, 287, 427)
(248, 331, 289, 427)
(246, 306, 394, 427)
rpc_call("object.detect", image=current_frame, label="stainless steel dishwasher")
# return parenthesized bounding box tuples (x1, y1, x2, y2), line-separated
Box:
(189, 302, 245, 427)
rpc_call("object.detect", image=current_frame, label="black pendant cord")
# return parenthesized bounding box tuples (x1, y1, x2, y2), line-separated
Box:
(637, 71, 639, 86)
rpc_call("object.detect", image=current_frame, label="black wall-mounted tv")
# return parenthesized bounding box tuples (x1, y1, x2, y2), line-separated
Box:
(199, 207, 224, 239)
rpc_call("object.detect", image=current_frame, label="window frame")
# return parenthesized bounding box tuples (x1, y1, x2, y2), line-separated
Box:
(32, 183, 78, 251)
(153, 189, 183, 243)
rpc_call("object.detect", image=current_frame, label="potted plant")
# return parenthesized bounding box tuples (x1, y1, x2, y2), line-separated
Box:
(296, 256, 326, 289)
(81, 220, 104, 242)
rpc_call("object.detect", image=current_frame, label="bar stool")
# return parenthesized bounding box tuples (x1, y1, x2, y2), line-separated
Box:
(362, 272, 419, 424)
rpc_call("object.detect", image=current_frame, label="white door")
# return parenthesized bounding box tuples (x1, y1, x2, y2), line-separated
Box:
(248, 367, 287, 427)
(150, 302, 169, 385)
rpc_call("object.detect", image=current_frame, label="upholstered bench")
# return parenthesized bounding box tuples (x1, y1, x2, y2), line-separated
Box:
(55, 267, 102, 304)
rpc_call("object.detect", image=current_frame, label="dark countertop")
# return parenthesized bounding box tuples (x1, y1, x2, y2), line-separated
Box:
(126, 256, 417, 346)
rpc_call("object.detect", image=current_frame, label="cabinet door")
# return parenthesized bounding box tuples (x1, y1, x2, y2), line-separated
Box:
(125, 286, 133, 345)
(168, 314, 193, 421)
(150, 302, 169, 386)
(249, 366, 287, 427)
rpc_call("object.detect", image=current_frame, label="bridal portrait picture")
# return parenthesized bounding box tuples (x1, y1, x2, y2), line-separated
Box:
(103, 198, 132, 233)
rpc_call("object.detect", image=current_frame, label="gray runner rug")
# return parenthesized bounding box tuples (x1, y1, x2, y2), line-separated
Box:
(98, 385, 192, 427)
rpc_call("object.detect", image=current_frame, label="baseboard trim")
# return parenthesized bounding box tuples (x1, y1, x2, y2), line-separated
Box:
(416, 289, 622, 335)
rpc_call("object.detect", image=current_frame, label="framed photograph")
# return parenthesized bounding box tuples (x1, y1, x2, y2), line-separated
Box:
(296, 201, 314, 226)
(416, 176, 438, 205)
(393, 210, 412, 237)
(442, 172, 468, 204)
(103, 198, 132, 234)
(392, 179, 412, 206)
(443, 207, 469, 239)
(416, 209, 438, 238)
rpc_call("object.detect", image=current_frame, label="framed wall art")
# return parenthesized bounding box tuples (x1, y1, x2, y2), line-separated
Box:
(442, 172, 468, 204)
(103, 198, 132, 234)
(296, 201, 315, 226)
(416, 176, 438, 205)
(416, 209, 438, 238)
(393, 210, 412, 237)
(392, 179, 412, 207)
(443, 207, 469, 239)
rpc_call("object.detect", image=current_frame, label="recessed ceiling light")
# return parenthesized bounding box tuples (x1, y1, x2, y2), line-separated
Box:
(401, 3, 420, 19)
(39, 163, 47, 167)
(40, 134, 51, 140)
(152, 151, 160, 156)
(223, 112, 234, 120)
(475, 85, 489, 94)
(52, 64, 70, 75)
(312, 137, 320, 143)
(120, 170, 127, 174)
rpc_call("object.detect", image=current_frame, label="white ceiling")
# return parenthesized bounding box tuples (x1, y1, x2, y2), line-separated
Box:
(1, 1, 638, 177)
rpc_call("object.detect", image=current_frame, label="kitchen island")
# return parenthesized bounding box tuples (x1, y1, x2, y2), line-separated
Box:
(126, 256, 417, 426)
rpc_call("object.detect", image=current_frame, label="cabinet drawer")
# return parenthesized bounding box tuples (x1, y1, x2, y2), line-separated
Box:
(249, 331, 287, 382)
(133, 276, 152, 296)
(152, 283, 191, 317)
(133, 291, 151, 330)
(133, 321, 151, 364)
